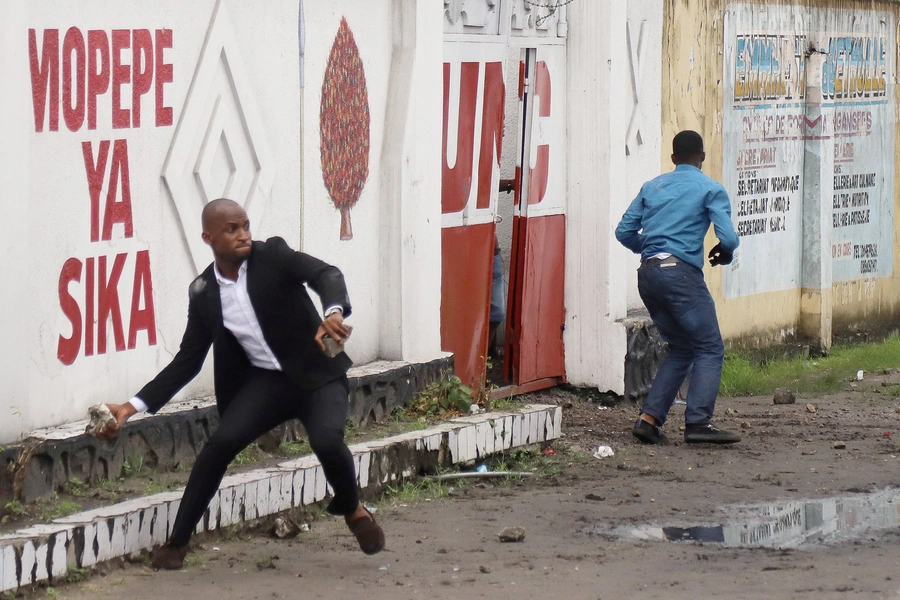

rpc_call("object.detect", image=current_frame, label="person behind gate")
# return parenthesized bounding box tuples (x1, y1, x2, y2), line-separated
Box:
(97, 198, 385, 569)
(615, 130, 742, 446)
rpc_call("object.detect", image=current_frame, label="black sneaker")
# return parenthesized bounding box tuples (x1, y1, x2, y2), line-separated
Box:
(632, 418, 669, 445)
(684, 423, 741, 444)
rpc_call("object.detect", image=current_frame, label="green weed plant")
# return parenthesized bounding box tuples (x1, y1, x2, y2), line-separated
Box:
(408, 372, 473, 416)
(384, 478, 448, 504)
(123, 452, 146, 477)
(2, 500, 26, 517)
(232, 445, 262, 466)
(721, 336, 900, 397)
(279, 441, 306, 456)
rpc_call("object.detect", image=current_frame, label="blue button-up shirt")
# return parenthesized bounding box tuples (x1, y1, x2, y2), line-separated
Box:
(615, 164, 740, 271)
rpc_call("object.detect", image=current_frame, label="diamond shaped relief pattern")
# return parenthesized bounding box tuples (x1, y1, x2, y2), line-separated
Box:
(163, 0, 276, 274)
(197, 131, 237, 205)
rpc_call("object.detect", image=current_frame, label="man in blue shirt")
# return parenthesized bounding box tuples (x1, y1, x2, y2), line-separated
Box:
(616, 130, 741, 445)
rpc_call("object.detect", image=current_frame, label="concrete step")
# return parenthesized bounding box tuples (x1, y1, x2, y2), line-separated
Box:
(1, 357, 452, 505)
(0, 404, 561, 593)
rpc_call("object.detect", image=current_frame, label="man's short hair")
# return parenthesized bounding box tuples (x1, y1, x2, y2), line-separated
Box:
(672, 130, 704, 158)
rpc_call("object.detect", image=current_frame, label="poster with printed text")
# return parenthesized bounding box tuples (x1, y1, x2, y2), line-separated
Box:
(722, 4, 894, 298)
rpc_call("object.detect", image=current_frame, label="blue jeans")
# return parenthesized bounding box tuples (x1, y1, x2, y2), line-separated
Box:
(637, 261, 725, 426)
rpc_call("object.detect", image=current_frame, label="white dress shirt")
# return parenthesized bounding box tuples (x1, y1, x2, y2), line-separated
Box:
(129, 260, 342, 413)
(214, 260, 283, 371)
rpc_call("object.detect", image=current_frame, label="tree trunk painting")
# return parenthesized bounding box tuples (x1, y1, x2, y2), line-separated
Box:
(320, 17, 370, 241)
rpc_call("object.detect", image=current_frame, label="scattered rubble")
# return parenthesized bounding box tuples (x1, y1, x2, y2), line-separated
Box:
(85, 404, 116, 436)
(773, 389, 796, 405)
(272, 517, 304, 539)
(498, 527, 526, 542)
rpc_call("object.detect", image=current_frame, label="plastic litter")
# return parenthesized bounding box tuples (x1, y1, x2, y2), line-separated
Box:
(475, 464, 489, 473)
(857, 370, 864, 381)
(593, 445, 615, 459)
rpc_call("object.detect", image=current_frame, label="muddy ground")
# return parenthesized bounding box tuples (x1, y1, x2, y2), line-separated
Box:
(36, 376, 900, 600)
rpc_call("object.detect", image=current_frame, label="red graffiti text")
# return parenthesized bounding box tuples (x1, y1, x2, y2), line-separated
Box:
(29, 27, 173, 132)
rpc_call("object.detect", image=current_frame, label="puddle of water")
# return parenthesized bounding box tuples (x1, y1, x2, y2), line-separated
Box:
(597, 488, 900, 548)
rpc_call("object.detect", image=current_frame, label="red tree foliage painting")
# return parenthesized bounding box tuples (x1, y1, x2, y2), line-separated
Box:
(320, 17, 370, 241)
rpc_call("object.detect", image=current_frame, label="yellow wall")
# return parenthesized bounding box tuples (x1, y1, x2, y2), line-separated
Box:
(663, 0, 900, 347)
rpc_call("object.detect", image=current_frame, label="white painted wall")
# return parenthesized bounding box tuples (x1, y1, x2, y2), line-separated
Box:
(497, 45, 521, 269)
(379, 0, 444, 362)
(6, 0, 244, 440)
(0, 1, 31, 442)
(0, 0, 444, 442)
(624, 0, 663, 312)
(564, 1, 631, 393)
(0, 0, 674, 440)
(301, 3, 392, 363)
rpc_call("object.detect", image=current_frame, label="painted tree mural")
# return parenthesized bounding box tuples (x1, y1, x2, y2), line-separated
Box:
(320, 17, 370, 241)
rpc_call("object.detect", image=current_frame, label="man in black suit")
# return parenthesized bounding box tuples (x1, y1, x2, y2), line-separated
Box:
(99, 198, 384, 569)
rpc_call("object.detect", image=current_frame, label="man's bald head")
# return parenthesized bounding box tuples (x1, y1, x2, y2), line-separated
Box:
(200, 198, 253, 268)
(201, 198, 243, 232)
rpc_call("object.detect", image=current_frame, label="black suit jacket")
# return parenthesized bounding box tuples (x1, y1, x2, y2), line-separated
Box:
(136, 237, 353, 414)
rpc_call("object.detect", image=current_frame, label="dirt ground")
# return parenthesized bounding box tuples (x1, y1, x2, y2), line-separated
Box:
(39, 376, 900, 600)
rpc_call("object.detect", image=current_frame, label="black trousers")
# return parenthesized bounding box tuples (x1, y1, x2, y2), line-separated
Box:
(169, 369, 358, 547)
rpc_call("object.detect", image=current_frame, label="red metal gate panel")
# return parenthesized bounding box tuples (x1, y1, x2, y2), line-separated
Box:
(440, 41, 507, 387)
(508, 214, 566, 384)
(504, 45, 567, 387)
(440, 223, 494, 386)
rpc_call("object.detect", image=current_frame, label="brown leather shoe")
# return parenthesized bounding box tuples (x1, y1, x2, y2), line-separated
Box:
(346, 507, 385, 555)
(151, 543, 189, 570)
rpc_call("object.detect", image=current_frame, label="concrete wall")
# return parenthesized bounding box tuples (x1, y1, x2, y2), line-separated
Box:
(299, 1, 443, 363)
(625, 0, 664, 313)
(564, 0, 664, 393)
(662, 0, 900, 350)
(565, 2, 628, 391)
(0, 0, 443, 443)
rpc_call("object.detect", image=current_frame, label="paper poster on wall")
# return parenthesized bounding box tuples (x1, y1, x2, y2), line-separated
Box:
(721, 4, 894, 298)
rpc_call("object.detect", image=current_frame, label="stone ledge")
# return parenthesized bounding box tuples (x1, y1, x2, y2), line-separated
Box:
(0, 357, 453, 505)
(0, 404, 561, 593)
